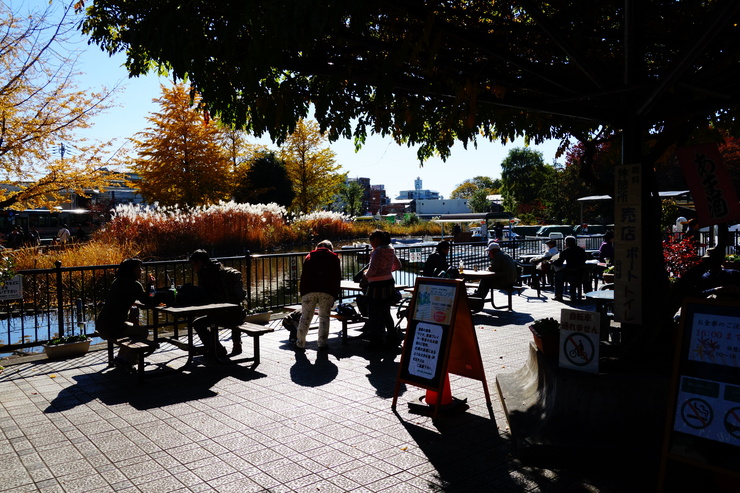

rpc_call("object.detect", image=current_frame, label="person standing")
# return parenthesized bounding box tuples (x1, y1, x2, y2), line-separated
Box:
(57, 223, 71, 244)
(422, 240, 450, 277)
(28, 227, 41, 247)
(474, 242, 518, 300)
(95, 258, 156, 370)
(295, 240, 342, 351)
(552, 235, 588, 301)
(598, 231, 615, 264)
(189, 250, 247, 358)
(362, 230, 402, 350)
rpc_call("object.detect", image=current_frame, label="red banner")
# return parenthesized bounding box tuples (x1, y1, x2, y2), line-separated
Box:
(678, 144, 740, 227)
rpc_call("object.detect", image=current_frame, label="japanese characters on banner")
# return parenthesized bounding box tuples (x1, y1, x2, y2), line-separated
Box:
(677, 144, 740, 227)
(559, 308, 600, 373)
(614, 163, 642, 324)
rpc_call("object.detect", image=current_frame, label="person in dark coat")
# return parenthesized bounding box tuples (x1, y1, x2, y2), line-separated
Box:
(96, 258, 155, 369)
(295, 240, 342, 350)
(190, 250, 247, 358)
(552, 235, 588, 301)
(422, 240, 450, 277)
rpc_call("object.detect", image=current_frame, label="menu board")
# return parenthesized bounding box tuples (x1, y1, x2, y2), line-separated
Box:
(398, 279, 459, 388)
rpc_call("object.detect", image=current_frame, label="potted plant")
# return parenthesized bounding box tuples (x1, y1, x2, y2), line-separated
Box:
(244, 306, 272, 324)
(529, 317, 560, 359)
(723, 254, 740, 271)
(602, 265, 615, 284)
(43, 333, 91, 359)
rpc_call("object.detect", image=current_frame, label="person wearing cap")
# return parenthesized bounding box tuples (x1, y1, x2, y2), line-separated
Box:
(422, 240, 451, 277)
(532, 239, 559, 265)
(474, 242, 518, 300)
(531, 239, 559, 286)
(551, 235, 588, 301)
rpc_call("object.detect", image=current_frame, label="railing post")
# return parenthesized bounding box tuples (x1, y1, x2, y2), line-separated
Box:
(55, 260, 64, 338)
(245, 251, 252, 310)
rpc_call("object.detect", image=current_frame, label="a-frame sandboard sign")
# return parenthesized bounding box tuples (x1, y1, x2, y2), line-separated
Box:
(658, 297, 740, 491)
(392, 277, 493, 419)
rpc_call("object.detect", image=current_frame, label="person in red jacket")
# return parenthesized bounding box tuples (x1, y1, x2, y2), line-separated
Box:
(295, 240, 342, 351)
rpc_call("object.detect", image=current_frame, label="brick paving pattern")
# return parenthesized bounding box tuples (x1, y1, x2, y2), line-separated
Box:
(0, 288, 656, 492)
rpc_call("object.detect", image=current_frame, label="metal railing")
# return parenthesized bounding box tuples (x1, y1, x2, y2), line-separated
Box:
(6, 231, 722, 355)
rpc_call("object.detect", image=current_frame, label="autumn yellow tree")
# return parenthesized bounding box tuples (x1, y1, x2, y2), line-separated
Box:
(0, 2, 121, 210)
(279, 120, 344, 213)
(134, 84, 233, 206)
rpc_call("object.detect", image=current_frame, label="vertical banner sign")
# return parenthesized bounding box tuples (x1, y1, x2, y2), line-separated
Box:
(613, 163, 642, 324)
(559, 308, 600, 373)
(677, 144, 740, 227)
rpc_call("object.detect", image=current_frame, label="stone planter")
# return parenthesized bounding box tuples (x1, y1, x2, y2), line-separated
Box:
(529, 326, 559, 360)
(43, 339, 91, 359)
(602, 273, 615, 284)
(722, 260, 740, 271)
(244, 311, 272, 325)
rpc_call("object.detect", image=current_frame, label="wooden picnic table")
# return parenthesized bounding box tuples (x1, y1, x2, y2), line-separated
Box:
(153, 303, 239, 370)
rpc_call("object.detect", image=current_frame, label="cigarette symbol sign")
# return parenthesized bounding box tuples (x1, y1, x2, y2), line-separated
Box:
(680, 398, 713, 429)
(724, 407, 740, 440)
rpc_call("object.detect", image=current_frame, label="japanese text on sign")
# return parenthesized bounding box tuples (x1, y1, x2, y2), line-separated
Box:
(688, 313, 740, 369)
(413, 284, 456, 324)
(0, 275, 23, 301)
(614, 163, 642, 324)
(408, 322, 443, 379)
(560, 308, 600, 373)
(678, 144, 740, 226)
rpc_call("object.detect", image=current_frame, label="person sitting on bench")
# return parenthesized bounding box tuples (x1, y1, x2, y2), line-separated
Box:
(189, 250, 247, 359)
(96, 258, 156, 371)
(475, 242, 518, 300)
(552, 235, 588, 301)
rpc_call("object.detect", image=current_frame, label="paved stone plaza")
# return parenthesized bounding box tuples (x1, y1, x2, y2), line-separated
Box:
(0, 288, 662, 492)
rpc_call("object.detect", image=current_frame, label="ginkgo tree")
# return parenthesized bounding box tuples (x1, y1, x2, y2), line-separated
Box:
(134, 83, 233, 206)
(279, 119, 345, 213)
(0, 2, 121, 210)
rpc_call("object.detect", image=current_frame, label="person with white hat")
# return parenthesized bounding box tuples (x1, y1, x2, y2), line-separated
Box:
(474, 242, 518, 300)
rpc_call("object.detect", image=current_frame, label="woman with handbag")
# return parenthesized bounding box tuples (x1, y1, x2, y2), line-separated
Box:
(362, 230, 402, 350)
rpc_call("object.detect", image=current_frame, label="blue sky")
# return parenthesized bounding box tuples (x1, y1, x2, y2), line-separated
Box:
(23, 0, 561, 200)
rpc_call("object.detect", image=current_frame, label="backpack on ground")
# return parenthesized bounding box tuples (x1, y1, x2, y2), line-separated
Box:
(220, 267, 247, 305)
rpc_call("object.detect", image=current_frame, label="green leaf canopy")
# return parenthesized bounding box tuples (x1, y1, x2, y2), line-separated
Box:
(81, 1, 740, 161)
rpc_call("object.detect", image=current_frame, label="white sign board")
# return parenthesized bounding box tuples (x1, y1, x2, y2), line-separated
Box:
(408, 322, 443, 379)
(0, 275, 23, 300)
(559, 308, 600, 373)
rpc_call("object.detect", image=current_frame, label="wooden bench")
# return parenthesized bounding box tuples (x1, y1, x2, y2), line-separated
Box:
(222, 322, 274, 367)
(331, 311, 369, 344)
(106, 337, 159, 383)
(463, 281, 525, 312)
(489, 284, 526, 311)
